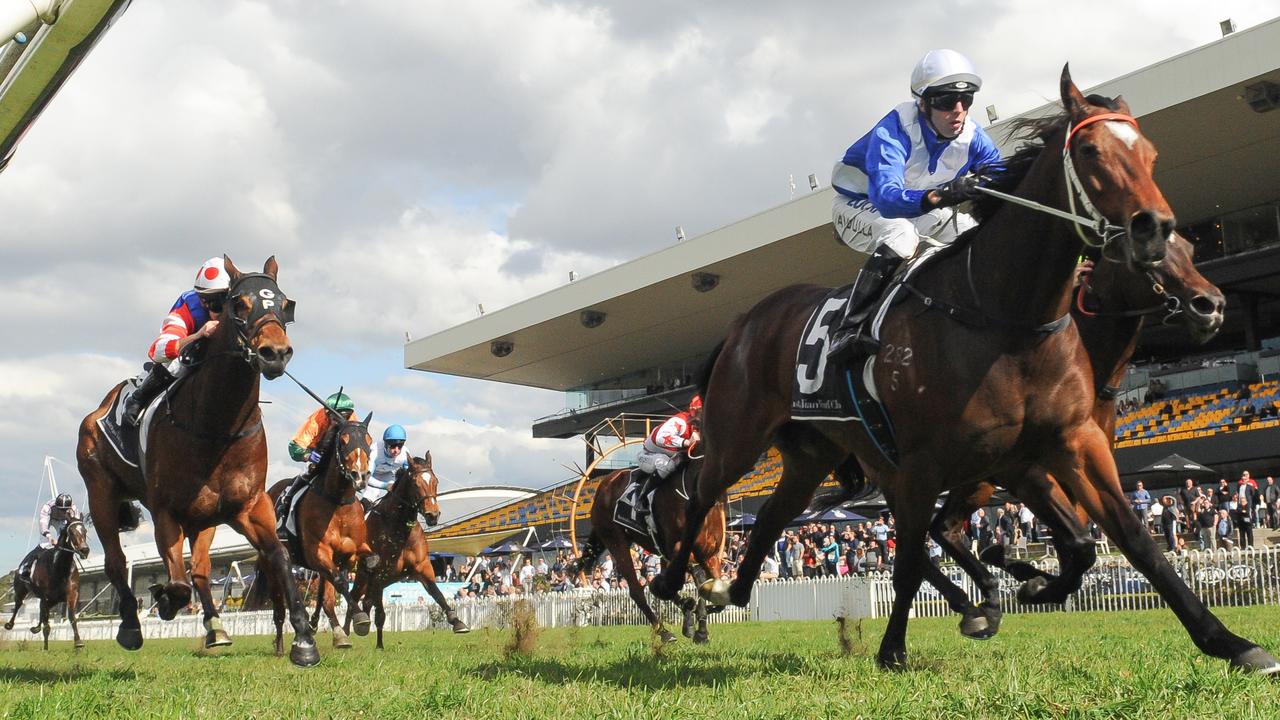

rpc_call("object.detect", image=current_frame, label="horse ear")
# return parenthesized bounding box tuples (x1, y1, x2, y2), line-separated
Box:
(1112, 94, 1132, 115)
(263, 256, 279, 280)
(362, 411, 373, 427)
(424, 450, 432, 466)
(223, 255, 242, 280)
(1060, 63, 1089, 119)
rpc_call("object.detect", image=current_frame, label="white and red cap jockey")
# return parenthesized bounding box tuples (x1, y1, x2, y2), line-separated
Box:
(193, 257, 230, 294)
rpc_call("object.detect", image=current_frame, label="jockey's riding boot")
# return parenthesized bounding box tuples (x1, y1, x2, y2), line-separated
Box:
(826, 247, 905, 363)
(123, 364, 175, 425)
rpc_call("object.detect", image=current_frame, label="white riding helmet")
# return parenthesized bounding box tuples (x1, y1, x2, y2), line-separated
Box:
(910, 49, 983, 97)
(193, 257, 230, 293)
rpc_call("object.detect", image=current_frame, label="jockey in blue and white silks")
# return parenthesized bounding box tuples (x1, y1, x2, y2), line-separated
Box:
(360, 424, 411, 509)
(827, 49, 1003, 360)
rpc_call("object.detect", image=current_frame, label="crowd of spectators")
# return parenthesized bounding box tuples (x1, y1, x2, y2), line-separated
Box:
(1132, 471, 1280, 553)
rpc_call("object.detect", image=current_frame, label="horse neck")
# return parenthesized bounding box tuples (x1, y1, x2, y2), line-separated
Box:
(179, 323, 261, 432)
(316, 441, 356, 502)
(1076, 309, 1144, 397)
(970, 144, 1082, 328)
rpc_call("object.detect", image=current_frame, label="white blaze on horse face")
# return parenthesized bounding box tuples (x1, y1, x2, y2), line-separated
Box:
(1106, 121, 1139, 150)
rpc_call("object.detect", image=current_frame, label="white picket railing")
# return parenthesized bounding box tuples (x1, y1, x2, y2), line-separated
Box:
(7, 547, 1280, 644)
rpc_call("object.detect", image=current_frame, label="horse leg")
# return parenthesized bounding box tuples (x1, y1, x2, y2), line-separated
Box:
(609, 531, 673, 642)
(83, 482, 143, 651)
(372, 583, 387, 650)
(877, 469, 941, 670)
(687, 565, 711, 644)
(230, 493, 319, 667)
(39, 600, 50, 651)
(189, 528, 231, 648)
(320, 578, 353, 649)
(922, 483, 1008, 638)
(149, 510, 191, 621)
(4, 582, 27, 631)
(418, 561, 469, 633)
(309, 576, 326, 633)
(67, 577, 84, 650)
(998, 471, 1097, 605)
(727, 432, 840, 606)
(1062, 427, 1279, 673)
(259, 551, 286, 656)
(333, 569, 371, 638)
(652, 436, 771, 603)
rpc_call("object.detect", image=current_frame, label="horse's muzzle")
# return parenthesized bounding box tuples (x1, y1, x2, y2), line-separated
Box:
(1185, 291, 1225, 344)
(423, 513, 439, 527)
(1127, 210, 1174, 268)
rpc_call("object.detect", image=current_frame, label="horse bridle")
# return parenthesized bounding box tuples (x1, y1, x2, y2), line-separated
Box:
(975, 112, 1138, 250)
(226, 272, 295, 366)
(1075, 270, 1183, 324)
(313, 418, 372, 500)
(374, 462, 435, 528)
(54, 520, 87, 556)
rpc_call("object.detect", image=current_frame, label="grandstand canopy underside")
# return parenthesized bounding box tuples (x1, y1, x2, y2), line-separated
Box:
(407, 18, 1280, 420)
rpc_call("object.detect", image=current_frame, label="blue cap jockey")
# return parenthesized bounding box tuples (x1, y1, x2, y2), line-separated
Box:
(361, 424, 411, 506)
(827, 49, 1004, 360)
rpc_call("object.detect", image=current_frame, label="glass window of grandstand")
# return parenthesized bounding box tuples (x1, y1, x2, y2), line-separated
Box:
(1182, 202, 1280, 261)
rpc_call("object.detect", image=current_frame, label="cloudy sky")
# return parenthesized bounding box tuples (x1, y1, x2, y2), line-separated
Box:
(0, 0, 1274, 571)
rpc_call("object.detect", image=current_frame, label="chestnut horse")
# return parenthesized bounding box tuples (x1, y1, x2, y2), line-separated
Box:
(344, 453, 471, 649)
(77, 256, 321, 667)
(574, 461, 725, 644)
(917, 231, 1224, 638)
(5, 519, 91, 650)
(264, 412, 374, 650)
(652, 68, 1279, 674)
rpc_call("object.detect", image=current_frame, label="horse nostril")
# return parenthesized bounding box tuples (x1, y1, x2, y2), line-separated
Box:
(259, 346, 276, 362)
(1190, 294, 1221, 318)
(1158, 218, 1175, 241)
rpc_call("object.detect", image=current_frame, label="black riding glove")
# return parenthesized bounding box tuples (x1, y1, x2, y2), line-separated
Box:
(930, 175, 984, 209)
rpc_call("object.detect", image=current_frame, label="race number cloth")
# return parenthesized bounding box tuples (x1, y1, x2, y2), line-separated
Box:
(612, 470, 652, 539)
(791, 284, 858, 420)
(96, 376, 162, 468)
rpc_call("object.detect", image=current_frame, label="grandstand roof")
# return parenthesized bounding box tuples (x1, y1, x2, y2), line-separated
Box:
(406, 17, 1280, 394)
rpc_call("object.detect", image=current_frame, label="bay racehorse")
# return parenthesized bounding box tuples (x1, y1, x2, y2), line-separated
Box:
(652, 68, 1280, 674)
(5, 519, 91, 650)
(573, 461, 725, 644)
(918, 231, 1224, 638)
(77, 256, 321, 667)
(264, 412, 375, 650)
(344, 453, 471, 649)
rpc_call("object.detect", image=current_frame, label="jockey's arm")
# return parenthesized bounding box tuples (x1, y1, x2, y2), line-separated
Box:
(148, 304, 219, 362)
(288, 410, 329, 462)
(39, 501, 52, 536)
(864, 121, 929, 219)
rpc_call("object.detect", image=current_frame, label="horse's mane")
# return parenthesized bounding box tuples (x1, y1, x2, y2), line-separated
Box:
(970, 94, 1123, 223)
(314, 420, 342, 476)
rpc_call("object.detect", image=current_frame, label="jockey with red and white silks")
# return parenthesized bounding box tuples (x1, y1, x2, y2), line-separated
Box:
(123, 258, 230, 425)
(636, 396, 702, 480)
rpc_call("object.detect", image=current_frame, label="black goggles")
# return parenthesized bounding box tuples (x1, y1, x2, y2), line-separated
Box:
(200, 294, 226, 313)
(926, 92, 975, 112)
(386, 441, 404, 449)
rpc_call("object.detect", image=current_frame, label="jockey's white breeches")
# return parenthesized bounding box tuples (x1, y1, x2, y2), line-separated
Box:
(832, 195, 977, 258)
(636, 451, 680, 479)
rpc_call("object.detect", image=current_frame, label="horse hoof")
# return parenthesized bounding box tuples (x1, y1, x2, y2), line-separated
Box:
(959, 612, 993, 640)
(117, 626, 143, 651)
(692, 631, 709, 645)
(205, 630, 233, 648)
(728, 581, 753, 608)
(353, 612, 371, 637)
(1231, 646, 1280, 675)
(289, 639, 321, 667)
(2, 621, 12, 630)
(332, 631, 353, 650)
(74, 641, 85, 650)
(681, 618, 695, 639)
(451, 620, 471, 634)
(698, 578, 733, 607)
(659, 629, 678, 644)
(978, 544, 1007, 567)
(1016, 576, 1051, 604)
(29, 626, 41, 635)
(877, 648, 908, 671)
(650, 575, 679, 602)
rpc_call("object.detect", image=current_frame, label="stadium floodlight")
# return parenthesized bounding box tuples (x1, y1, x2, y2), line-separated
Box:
(808, 173, 819, 191)
(1220, 18, 1236, 36)
(580, 310, 606, 329)
(986, 105, 999, 123)
(691, 272, 720, 293)
(675, 226, 685, 242)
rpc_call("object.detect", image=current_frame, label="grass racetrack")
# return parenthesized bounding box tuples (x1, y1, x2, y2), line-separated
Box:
(3, 606, 1280, 719)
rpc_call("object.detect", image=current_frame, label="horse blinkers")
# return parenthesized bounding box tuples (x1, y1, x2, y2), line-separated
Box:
(226, 271, 295, 379)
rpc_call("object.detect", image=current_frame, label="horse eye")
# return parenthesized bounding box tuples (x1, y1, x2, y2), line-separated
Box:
(1079, 144, 1100, 160)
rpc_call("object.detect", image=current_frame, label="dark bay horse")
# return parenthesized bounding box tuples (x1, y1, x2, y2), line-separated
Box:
(5, 520, 91, 650)
(345, 453, 471, 649)
(78, 256, 321, 667)
(574, 462, 726, 644)
(652, 68, 1280, 674)
(918, 232, 1224, 638)
(264, 412, 374, 650)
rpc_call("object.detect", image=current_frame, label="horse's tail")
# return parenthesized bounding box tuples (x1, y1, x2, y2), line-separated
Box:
(117, 502, 143, 532)
(695, 339, 725, 397)
(806, 455, 875, 513)
(240, 560, 274, 611)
